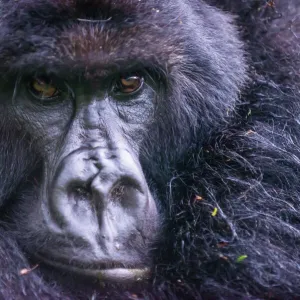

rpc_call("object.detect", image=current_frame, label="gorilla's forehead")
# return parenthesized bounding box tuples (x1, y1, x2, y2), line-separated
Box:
(0, 0, 185, 76)
(56, 23, 182, 73)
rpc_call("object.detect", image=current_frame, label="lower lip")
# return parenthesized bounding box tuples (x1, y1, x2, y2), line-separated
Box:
(86, 267, 150, 282)
(39, 257, 151, 283)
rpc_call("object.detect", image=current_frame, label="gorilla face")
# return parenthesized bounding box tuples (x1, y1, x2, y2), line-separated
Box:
(7, 70, 160, 282)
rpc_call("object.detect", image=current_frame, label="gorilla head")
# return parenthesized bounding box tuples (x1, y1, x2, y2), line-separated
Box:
(0, 0, 300, 299)
(0, 0, 245, 278)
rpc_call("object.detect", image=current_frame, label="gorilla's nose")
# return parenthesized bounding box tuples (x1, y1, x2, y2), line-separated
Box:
(67, 171, 145, 209)
(41, 146, 158, 273)
(48, 146, 152, 234)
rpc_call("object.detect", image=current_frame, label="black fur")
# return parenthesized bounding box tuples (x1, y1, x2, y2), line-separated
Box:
(1, 0, 300, 299)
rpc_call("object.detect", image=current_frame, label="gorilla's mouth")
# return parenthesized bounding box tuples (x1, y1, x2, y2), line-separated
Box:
(36, 255, 151, 283)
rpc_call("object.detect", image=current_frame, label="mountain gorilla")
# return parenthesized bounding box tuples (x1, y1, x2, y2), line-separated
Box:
(0, 0, 300, 299)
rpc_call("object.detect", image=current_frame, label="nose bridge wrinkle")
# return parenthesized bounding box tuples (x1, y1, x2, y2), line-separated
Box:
(79, 100, 122, 149)
(81, 102, 102, 130)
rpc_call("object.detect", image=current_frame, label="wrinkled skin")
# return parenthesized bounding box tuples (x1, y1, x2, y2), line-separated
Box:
(0, 0, 300, 299)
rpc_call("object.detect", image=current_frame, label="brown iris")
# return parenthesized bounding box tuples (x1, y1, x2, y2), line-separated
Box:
(29, 76, 59, 99)
(116, 75, 144, 94)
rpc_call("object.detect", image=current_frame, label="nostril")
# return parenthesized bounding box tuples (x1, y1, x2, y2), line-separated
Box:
(68, 184, 92, 203)
(109, 177, 145, 208)
(110, 184, 126, 199)
(75, 186, 91, 199)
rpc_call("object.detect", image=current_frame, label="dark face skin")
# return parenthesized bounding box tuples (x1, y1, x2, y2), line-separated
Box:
(6, 71, 159, 283)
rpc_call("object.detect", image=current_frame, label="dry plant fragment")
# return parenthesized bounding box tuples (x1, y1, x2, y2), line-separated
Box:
(19, 264, 39, 275)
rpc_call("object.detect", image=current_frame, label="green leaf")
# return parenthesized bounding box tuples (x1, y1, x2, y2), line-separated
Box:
(236, 255, 248, 263)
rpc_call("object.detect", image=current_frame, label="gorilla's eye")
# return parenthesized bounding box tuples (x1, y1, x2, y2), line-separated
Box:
(114, 75, 144, 95)
(28, 76, 60, 100)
